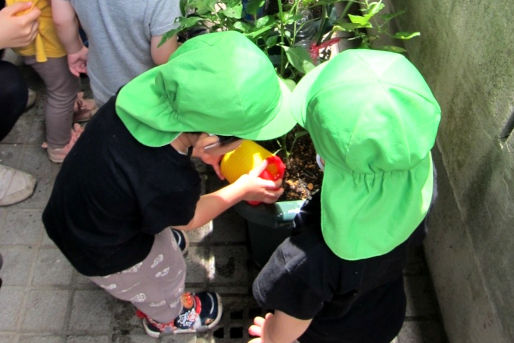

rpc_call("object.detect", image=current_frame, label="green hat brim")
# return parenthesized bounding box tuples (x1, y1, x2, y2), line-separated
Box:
(244, 78, 296, 141)
(115, 31, 297, 147)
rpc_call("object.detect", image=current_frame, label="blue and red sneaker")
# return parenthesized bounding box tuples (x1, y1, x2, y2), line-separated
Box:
(137, 291, 222, 338)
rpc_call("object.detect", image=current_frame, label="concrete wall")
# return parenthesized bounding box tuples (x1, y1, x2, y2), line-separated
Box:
(387, 1, 514, 342)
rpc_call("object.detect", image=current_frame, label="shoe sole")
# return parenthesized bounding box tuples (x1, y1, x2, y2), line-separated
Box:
(143, 293, 223, 338)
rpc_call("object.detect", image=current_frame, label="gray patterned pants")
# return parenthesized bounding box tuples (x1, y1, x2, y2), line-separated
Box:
(89, 228, 186, 323)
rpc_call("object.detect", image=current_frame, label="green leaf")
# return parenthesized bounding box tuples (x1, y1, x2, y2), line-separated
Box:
(377, 45, 407, 53)
(245, 0, 265, 17)
(245, 24, 275, 39)
(294, 130, 308, 139)
(392, 31, 421, 40)
(221, 4, 243, 19)
(366, 1, 385, 17)
(158, 16, 205, 45)
(348, 14, 372, 28)
(255, 15, 276, 29)
(265, 35, 279, 48)
(282, 46, 315, 74)
(333, 22, 364, 32)
(194, 0, 217, 14)
(232, 21, 252, 32)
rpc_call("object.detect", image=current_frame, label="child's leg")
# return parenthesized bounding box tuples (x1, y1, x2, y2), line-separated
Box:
(23, 56, 79, 148)
(89, 229, 186, 323)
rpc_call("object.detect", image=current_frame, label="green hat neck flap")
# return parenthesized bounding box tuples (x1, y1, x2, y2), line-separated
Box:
(116, 31, 296, 147)
(292, 49, 441, 260)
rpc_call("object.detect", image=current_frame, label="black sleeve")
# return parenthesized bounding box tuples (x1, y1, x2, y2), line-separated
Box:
(252, 237, 328, 320)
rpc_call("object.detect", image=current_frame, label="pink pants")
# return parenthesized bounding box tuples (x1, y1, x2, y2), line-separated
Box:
(89, 229, 186, 323)
(23, 56, 79, 148)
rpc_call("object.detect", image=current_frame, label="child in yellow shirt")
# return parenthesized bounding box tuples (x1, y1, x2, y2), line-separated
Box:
(6, 0, 95, 162)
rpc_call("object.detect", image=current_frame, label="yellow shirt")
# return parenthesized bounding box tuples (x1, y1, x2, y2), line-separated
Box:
(8, 0, 66, 62)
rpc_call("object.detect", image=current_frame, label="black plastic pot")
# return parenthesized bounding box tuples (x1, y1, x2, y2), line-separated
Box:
(234, 199, 305, 267)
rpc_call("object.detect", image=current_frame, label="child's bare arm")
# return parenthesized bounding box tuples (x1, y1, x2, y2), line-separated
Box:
(150, 34, 178, 65)
(51, 0, 83, 54)
(249, 311, 312, 343)
(174, 161, 283, 231)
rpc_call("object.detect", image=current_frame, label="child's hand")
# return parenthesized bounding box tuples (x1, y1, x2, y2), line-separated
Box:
(0, 2, 41, 49)
(67, 45, 88, 77)
(235, 160, 284, 204)
(248, 313, 274, 343)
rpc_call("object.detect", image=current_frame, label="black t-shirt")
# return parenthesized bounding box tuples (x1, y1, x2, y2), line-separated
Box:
(42, 96, 201, 276)
(253, 194, 425, 343)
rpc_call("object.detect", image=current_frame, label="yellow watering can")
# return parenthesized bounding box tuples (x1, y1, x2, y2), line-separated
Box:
(220, 140, 286, 205)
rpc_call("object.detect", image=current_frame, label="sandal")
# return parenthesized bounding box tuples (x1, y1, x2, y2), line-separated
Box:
(73, 91, 97, 122)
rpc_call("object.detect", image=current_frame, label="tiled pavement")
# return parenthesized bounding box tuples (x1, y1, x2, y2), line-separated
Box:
(0, 66, 448, 343)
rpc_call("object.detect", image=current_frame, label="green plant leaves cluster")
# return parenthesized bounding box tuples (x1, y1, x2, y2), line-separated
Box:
(161, 0, 420, 156)
(162, 0, 419, 80)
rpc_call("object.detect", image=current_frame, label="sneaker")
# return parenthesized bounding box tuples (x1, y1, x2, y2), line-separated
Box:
(0, 164, 36, 206)
(73, 91, 97, 123)
(42, 123, 84, 163)
(171, 228, 189, 255)
(138, 291, 222, 338)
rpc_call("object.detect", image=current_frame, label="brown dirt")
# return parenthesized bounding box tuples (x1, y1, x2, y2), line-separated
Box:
(262, 126, 322, 201)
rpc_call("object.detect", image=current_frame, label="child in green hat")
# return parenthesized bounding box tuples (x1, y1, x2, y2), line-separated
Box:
(42, 31, 296, 338)
(249, 49, 441, 343)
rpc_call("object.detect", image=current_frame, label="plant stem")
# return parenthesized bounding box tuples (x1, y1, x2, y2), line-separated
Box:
(277, 0, 285, 76)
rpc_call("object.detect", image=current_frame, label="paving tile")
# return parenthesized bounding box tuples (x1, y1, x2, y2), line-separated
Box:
(185, 246, 213, 283)
(186, 221, 213, 244)
(40, 231, 57, 248)
(15, 175, 54, 210)
(211, 246, 249, 284)
(111, 335, 161, 343)
(161, 334, 197, 342)
(32, 248, 73, 286)
(0, 144, 24, 169)
(72, 272, 98, 290)
(68, 290, 113, 334)
(110, 299, 145, 336)
(26, 115, 45, 145)
(18, 335, 65, 343)
(210, 210, 247, 244)
(21, 289, 70, 333)
(0, 335, 17, 343)
(0, 209, 44, 245)
(66, 336, 109, 343)
(0, 246, 36, 286)
(19, 145, 60, 180)
(2, 110, 38, 145)
(0, 286, 25, 330)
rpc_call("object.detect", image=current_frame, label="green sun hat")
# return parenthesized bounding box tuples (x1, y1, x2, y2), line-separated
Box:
(292, 49, 441, 260)
(115, 31, 296, 147)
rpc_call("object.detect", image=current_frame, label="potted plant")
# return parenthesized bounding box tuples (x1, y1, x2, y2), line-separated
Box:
(163, 0, 420, 266)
